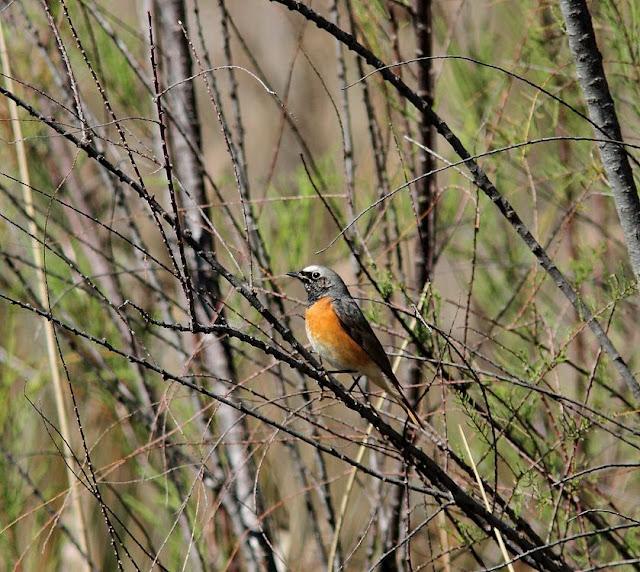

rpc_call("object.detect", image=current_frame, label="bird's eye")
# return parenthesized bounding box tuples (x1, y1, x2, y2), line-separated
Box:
(311, 271, 321, 280)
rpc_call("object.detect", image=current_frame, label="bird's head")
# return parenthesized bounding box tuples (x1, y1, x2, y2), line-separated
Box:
(287, 265, 349, 304)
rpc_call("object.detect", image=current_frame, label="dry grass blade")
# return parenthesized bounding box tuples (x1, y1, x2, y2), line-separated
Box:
(0, 16, 90, 571)
(458, 425, 515, 572)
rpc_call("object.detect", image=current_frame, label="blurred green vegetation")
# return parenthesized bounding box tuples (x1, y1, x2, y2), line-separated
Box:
(1, 0, 639, 569)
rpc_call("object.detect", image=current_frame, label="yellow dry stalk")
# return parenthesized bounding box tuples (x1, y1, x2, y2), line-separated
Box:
(458, 424, 515, 572)
(0, 18, 91, 570)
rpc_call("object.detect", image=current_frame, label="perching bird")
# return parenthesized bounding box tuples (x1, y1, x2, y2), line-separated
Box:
(287, 265, 422, 428)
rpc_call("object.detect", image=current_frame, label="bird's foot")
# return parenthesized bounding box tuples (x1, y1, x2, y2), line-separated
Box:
(347, 375, 363, 394)
(319, 386, 333, 401)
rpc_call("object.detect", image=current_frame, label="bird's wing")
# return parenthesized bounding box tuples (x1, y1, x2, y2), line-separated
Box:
(332, 297, 424, 429)
(331, 296, 400, 387)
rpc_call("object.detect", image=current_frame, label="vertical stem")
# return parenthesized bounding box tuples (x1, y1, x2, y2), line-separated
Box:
(412, 5, 444, 569)
(332, 0, 360, 278)
(345, 1, 398, 271)
(413, 0, 437, 286)
(458, 426, 515, 572)
(150, 16, 197, 326)
(407, 0, 437, 468)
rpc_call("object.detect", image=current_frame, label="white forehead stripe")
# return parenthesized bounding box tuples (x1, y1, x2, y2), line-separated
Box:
(302, 265, 323, 273)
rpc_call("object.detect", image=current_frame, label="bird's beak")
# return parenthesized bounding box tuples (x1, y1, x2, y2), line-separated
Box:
(286, 271, 302, 280)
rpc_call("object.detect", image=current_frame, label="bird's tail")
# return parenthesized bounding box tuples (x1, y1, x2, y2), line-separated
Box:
(371, 372, 424, 429)
(397, 394, 424, 429)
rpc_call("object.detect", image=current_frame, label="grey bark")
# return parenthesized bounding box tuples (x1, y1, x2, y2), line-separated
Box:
(153, 3, 277, 570)
(559, 0, 640, 279)
(154, 1, 206, 240)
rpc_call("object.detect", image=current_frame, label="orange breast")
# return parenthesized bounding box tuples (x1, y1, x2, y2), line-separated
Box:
(305, 297, 372, 370)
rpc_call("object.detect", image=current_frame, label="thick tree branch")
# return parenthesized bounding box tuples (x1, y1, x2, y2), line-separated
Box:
(559, 0, 640, 281)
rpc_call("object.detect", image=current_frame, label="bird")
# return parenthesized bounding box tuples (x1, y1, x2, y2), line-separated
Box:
(287, 264, 423, 428)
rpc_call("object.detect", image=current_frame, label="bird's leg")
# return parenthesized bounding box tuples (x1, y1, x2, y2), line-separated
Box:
(316, 357, 330, 401)
(347, 375, 363, 394)
(319, 360, 358, 399)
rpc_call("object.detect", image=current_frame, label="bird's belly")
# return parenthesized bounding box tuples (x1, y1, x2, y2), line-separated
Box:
(306, 329, 348, 368)
(305, 297, 372, 373)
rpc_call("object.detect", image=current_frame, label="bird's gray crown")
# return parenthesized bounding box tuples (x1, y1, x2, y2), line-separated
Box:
(288, 265, 350, 304)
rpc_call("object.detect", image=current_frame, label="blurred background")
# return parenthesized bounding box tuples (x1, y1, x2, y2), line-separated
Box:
(0, 0, 639, 570)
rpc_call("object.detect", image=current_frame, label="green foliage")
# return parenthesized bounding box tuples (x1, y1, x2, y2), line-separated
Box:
(375, 268, 396, 299)
(569, 243, 604, 286)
